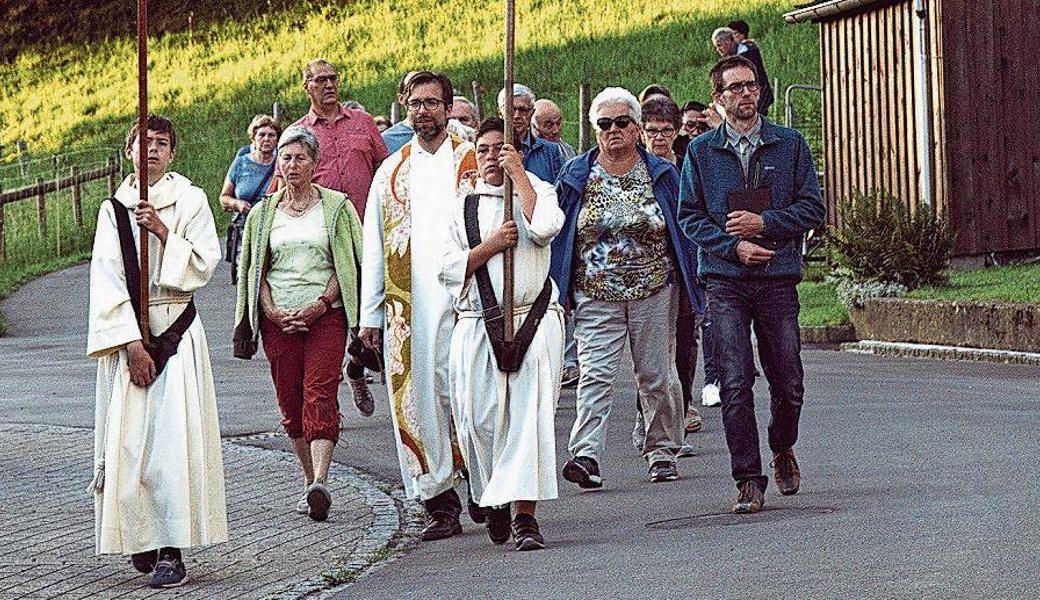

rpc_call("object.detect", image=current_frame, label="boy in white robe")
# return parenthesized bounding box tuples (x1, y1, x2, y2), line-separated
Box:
(439, 117, 565, 551)
(87, 115, 227, 588)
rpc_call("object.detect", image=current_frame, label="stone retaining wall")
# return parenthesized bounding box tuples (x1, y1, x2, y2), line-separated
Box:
(849, 298, 1040, 352)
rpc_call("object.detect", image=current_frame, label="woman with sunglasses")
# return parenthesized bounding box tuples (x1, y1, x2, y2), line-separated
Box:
(550, 87, 704, 488)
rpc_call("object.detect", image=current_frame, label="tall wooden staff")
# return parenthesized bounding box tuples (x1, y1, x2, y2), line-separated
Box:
(137, 0, 151, 344)
(502, 0, 516, 341)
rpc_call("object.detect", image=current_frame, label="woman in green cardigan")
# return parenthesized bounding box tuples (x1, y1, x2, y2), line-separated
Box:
(233, 126, 363, 522)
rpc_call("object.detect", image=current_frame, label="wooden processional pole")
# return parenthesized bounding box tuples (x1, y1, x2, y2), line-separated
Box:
(502, 0, 516, 341)
(137, 0, 151, 344)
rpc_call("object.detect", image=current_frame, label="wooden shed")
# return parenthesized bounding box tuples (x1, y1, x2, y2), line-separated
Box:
(785, 0, 1040, 257)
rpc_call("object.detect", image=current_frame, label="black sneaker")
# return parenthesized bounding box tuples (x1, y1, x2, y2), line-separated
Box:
(511, 513, 546, 551)
(467, 497, 487, 524)
(733, 480, 765, 514)
(562, 456, 603, 489)
(131, 550, 158, 574)
(648, 460, 679, 483)
(420, 512, 462, 541)
(148, 554, 187, 588)
(485, 505, 511, 544)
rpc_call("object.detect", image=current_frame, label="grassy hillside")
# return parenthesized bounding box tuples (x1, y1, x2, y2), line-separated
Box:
(3, 0, 819, 205)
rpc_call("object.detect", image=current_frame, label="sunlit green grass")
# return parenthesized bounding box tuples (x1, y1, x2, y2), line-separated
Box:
(910, 263, 1040, 304)
(797, 281, 849, 327)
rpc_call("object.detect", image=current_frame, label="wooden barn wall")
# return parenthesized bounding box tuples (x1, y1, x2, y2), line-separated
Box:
(940, 0, 1040, 255)
(820, 0, 925, 229)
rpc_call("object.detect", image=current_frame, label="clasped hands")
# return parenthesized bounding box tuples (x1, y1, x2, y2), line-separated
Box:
(725, 210, 774, 266)
(265, 300, 327, 334)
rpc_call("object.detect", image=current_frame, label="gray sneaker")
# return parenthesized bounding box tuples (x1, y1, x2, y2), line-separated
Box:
(307, 481, 333, 522)
(149, 555, 187, 588)
(677, 442, 696, 458)
(648, 461, 679, 483)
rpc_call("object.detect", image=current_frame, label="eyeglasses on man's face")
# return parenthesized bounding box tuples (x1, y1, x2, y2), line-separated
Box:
(309, 74, 339, 86)
(406, 98, 447, 112)
(720, 80, 760, 95)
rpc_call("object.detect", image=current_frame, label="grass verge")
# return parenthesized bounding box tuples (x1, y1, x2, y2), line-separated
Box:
(797, 281, 848, 327)
(910, 262, 1040, 304)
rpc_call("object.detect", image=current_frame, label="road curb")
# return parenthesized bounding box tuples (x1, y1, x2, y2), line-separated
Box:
(801, 324, 857, 345)
(841, 340, 1040, 365)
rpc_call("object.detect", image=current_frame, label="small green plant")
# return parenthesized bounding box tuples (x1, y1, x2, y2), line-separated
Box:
(830, 191, 957, 290)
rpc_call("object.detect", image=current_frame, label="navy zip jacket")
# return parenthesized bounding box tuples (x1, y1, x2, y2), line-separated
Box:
(678, 118, 825, 280)
(550, 146, 705, 314)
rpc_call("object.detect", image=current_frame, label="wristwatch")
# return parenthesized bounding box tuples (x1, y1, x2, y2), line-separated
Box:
(318, 295, 333, 310)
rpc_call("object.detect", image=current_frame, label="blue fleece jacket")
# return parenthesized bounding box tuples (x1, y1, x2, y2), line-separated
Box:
(550, 147, 705, 314)
(678, 118, 825, 280)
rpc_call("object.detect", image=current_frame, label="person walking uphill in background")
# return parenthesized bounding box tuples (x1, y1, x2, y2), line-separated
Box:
(439, 117, 565, 551)
(233, 126, 365, 523)
(678, 56, 825, 514)
(87, 115, 227, 589)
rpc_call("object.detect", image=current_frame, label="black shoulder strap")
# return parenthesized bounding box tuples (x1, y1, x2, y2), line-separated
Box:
(108, 198, 142, 324)
(463, 193, 504, 324)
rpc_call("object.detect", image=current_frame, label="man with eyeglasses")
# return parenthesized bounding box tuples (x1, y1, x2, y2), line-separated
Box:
(712, 27, 774, 116)
(498, 84, 564, 185)
(278, 59, 389, 221)
(382, 73, 477, 153)
(678, 56, 824, 514)
(359, 70, 479, 542)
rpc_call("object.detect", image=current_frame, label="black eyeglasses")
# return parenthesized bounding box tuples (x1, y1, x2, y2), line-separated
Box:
(720, 80, 760, 94)
(406, 98, 446, 111)
(596, 115, 634, 131)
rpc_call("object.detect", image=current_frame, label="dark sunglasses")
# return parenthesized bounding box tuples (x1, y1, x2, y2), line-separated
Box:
(596, 115, 634, 131)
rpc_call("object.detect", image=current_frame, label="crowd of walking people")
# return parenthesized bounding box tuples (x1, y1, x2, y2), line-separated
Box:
(86, 19, 824, 588)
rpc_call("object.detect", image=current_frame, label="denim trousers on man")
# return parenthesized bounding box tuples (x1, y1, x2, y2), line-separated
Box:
(569, 285, 684, 466)
(704, 276, 805, 491)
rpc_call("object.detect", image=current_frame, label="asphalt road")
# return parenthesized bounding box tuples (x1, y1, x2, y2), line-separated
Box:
(2, 260, 1037, 600)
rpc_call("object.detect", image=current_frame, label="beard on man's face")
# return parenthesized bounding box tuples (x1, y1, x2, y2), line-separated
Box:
(415, 116, 447, 141)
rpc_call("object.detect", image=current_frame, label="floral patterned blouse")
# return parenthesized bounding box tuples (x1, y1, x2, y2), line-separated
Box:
(573, 160, 673, 302)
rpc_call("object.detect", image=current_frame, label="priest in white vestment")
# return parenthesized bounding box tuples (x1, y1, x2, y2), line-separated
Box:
(359, 72, 476, 541)
(439, 118, 564, 551)
(87, 116, 227, 588)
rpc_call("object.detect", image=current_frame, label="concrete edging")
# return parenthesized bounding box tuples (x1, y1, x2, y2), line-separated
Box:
(842, 340, 1040, 366)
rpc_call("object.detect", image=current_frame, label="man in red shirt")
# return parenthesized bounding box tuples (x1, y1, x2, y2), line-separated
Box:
(274, 59, 390, 221)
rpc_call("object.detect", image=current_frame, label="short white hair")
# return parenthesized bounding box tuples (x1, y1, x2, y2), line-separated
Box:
(712, 27, 736, 43)
(497, 84, 536, 109)
(589, 87, 641, 130)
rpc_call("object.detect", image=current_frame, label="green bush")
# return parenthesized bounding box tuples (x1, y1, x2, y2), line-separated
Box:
(830, 191, 957, 290)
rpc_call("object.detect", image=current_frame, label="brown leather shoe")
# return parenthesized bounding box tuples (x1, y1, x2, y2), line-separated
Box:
(733, 480, 765, 514)
(772, 448, 801, 496)
(421, 512, 462, 541)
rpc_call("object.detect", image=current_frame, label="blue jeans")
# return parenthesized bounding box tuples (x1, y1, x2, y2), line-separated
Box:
(704, 276, 804, 491)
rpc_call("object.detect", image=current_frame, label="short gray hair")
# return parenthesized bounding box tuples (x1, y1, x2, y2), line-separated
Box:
(278, 125, 320, 162)
(712, 27, 736, 43)
(497, 84, 536, 109)
(589, 87, 641, 130)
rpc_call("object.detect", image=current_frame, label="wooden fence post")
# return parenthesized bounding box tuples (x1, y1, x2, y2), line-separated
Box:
(390, 102, 400, 124)
(71, 166, 83, 227)
(35, 178, 47, 239)
(107, 156, 118, 197)
(273, 102, 282, 123)
(471, 81, 483, 121)
(578, 82, 590, 154)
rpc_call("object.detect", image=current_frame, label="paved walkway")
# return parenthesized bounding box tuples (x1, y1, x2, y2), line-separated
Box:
(0, 424, 399, 599)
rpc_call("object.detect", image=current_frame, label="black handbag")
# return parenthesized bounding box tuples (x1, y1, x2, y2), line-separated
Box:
(463, 193, 552, 373)
(108, 198, 197, 375)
